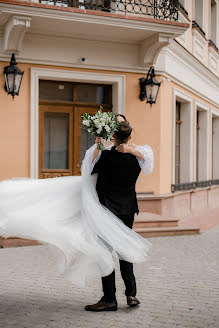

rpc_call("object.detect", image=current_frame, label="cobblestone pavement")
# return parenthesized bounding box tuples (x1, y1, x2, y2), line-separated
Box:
(0, 226, 219, 328)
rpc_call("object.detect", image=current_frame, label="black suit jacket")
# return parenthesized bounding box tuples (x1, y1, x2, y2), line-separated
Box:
(91, 146, 141, 215)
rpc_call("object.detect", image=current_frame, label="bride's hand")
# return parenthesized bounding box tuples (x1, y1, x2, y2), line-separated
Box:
(116, 143, 130, 153)
(116, 143, 144, 160)
(127, 143, 137, 149)
(95, 137, 112, 149)
(95, 137, 103, 146)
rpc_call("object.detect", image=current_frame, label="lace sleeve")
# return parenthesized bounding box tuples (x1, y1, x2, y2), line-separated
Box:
(82, 143, 113, 176)
(135, 145, 154, 175)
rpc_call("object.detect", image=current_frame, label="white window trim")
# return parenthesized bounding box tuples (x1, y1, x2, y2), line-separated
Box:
(30, 67, 125, 178)
(172, 89, 193, 185)
(194, 100, 210, 181)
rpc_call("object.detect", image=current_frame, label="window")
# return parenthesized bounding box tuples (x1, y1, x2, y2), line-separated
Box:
(195, 0, 204, 30)
(175, 101, 181, 184)
(211, 0, 217, 45)
(39, 80, 112, 105)
(195, 108, 208, 182)
(178, 0, 186, 10)
(43, 112, 69, 170)
(174, 97, 192, 185)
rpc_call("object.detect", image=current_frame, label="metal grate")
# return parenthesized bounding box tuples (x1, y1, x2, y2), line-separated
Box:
(171, 180, 219, 192)
(40, 0, 180, 21)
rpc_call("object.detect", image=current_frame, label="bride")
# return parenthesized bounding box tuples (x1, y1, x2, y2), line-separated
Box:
(0, 114, 154, 287)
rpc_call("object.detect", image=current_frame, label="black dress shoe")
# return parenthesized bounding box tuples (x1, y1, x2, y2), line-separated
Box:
(127, 296, 140, 307)
(85, 299, 117, 312)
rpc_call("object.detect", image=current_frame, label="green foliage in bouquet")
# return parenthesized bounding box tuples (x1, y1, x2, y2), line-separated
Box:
(82, 110, 120, 150)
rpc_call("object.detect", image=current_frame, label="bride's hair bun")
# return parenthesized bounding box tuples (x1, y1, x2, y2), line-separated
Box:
(115, 114, 129, 124)
(114, 122, 132, 144)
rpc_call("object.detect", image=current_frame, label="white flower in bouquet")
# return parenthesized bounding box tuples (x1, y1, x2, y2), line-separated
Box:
(82, 110, 120, 150)
(105, 125, 111, 133)
(82, 119, 90, 126)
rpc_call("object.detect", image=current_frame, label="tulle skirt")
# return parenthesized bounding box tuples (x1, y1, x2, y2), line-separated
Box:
(0, 145, 151, 287)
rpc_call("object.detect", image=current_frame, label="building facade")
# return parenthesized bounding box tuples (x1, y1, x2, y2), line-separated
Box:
(0, 0, 219, 218)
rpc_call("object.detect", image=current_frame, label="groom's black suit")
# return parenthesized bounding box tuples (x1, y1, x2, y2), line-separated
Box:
(92, 146, 141, 302)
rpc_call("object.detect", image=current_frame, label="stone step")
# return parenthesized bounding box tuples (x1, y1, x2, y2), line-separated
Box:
(134, 213, 178, 228)
(134, 226, 200, 237)
(1, 237, 42, 248)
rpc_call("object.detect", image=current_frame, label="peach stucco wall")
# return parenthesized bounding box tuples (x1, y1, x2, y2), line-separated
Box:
(0, 62, 30, 179)
(1, 62, 218, 194)
(125, 72, 160, 194)
(0, 62, 159, 193)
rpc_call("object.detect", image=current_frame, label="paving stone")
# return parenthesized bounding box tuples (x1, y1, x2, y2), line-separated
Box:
(0, 226, 219, 328)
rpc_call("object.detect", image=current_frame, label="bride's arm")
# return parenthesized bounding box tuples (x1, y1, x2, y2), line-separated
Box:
(92, 138, 112, 162)
(116, 143, 144, 160)
(116, 143, 154, 175)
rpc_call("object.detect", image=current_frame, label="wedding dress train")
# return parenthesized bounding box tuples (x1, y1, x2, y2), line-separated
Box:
(0, 144, 154, 287)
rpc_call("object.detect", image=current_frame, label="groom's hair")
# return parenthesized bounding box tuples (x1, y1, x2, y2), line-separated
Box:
(114, 122, 132, 144)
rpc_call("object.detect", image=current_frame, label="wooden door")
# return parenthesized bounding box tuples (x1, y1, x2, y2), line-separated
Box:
(73, 107, 108, 175)
(39, 104, 110, 178)
(39, 104, 73, 179)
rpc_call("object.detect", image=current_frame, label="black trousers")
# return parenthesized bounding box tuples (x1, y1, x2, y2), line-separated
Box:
(101, 213, 136, 302)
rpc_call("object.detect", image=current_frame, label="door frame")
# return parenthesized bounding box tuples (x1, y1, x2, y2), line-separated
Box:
(30, 67, 125, 178)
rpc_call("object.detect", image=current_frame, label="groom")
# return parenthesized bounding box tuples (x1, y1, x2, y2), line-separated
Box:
(85, 122, 142, 312)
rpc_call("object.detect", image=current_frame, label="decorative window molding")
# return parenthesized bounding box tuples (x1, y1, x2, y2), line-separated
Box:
(192, 27, 207, 63)
(30, 67, 125, 178)
(208, 45, 219, 73)
(172, 89, 193, 185)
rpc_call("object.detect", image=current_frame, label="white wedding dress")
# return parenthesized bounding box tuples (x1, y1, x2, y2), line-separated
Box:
(0, 144, 154, 287)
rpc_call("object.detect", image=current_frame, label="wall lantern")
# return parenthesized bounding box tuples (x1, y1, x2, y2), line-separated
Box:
(3, 53, 24, 100)
(139, 66, 161, 105)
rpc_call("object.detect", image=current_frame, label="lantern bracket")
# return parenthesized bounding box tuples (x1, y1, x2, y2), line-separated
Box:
(139, 33, 172, 66)
(3, 15, 31, 54)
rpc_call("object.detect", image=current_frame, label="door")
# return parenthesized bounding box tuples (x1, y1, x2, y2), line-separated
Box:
(39, 104, 73, 179)
(39, 104, 109, 178)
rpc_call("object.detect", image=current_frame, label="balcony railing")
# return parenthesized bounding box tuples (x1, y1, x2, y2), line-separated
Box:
(177, 1, 188, 16)
(39, 0, 180, 21)
(209, 40, 219, 52)
(192, 20, 206, 37)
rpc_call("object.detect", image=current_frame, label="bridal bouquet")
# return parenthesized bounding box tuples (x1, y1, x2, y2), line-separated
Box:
(82, 110, 120, 150)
